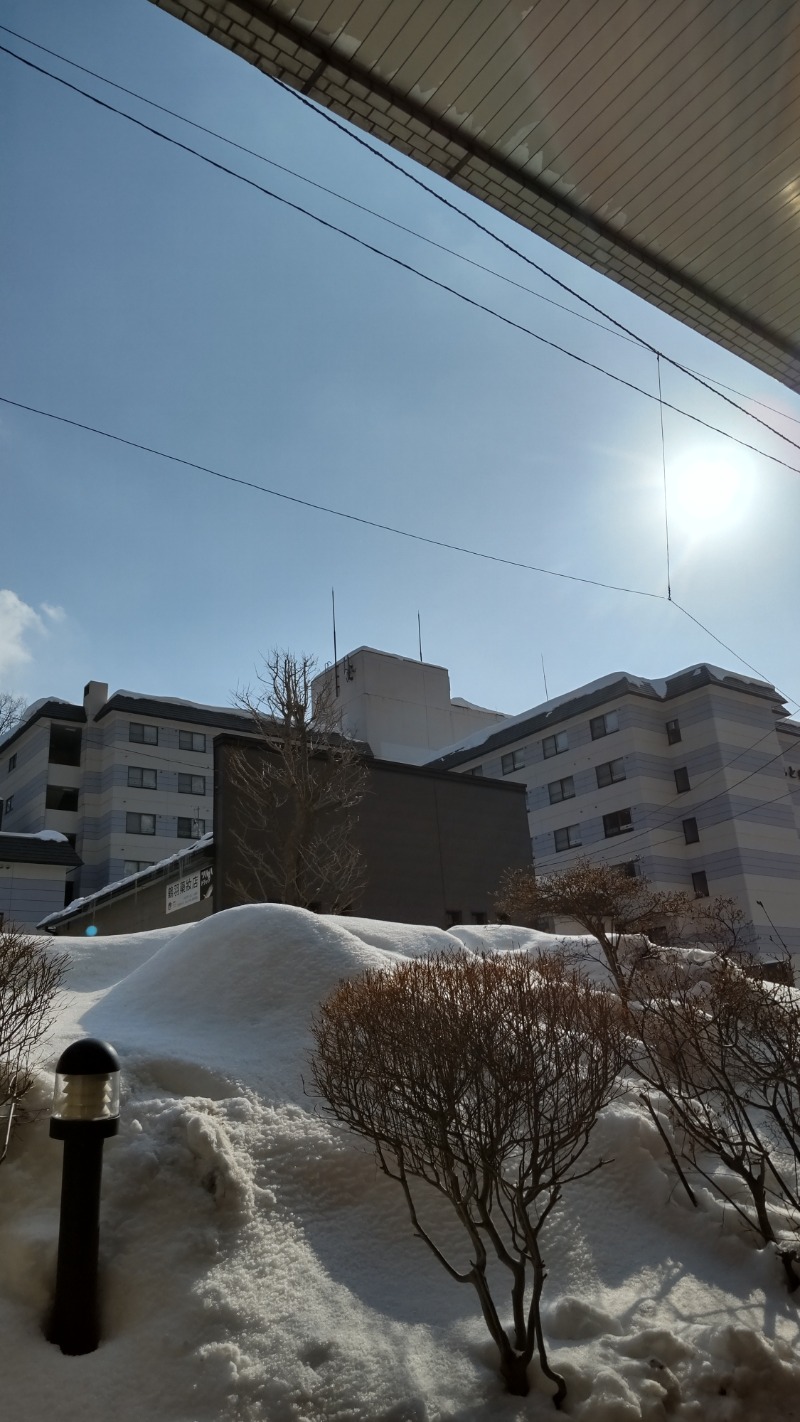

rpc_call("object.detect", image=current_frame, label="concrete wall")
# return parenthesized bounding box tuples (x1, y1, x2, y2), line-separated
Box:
(0, 861, 69, 932)
(313, 648, 506, 765)
(214, 738, 531, 927)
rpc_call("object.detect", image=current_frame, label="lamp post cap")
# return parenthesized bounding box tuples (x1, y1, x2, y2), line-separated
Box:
(55, 1038, 120, 1076)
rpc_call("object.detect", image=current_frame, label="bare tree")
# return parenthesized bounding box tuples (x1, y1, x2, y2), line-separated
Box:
(1, 926, 68, 1153)
(0, 692, 24, 740)
(634, 956, 800, 1291)
(496, 860, 691, 1002)
(311, 951, 626, 1405)
(231, 650, 368, 912)
(681, 895, 758, 960)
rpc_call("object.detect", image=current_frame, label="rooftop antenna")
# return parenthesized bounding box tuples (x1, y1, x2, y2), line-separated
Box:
(417, 612, 423, 663)
(541, 654, 549, 700)
(331, 588, 340, 697)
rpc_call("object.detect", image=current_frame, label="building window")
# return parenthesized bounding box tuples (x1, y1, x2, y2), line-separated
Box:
(7, 754, 16, 772)
(554, 824, 582, 852)
(126, 812, 156, 835)
(468, 765, 483, 777)
(179, 730, 206, 752)
(178, 773, 206, 795)
(620, 860, 640, 878)
(177, 816, 205, 838)
(45, 785, 79, 812)
(590, 710, 619, 739)
(445, 909, 463, 926)
(674, 767, 691, 793)
(471, 911, 488, 924)
(5, 794, 13, 813)
(542, 731, 568, 758)
(692, 870, 709, 897)
(595, 758, 626, 788)
(128, 766, 157, 790)
(501, 749, 525, 775)
(124, 860, 154, 877)
(548, 776, 575, 804)
(49, 724, 82, 766)
(603, 808, 633, 837)
(666, 718, 682, 744)
(682, 817, 700, 845)
(129, 722, 158, 745)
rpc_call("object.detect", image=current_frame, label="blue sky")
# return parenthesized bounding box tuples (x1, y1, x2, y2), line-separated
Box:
(2, 0, 798, 720)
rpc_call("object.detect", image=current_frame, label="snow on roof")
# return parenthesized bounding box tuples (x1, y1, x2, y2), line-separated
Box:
(449, 695, 505, 714)
(432, 663, 781, 761)
(111, 690, 249, 716)
(3, 905, 795, 1420)
(38, 833, 214, 925)
(433, 670, 634, 758)
(0, 829, 68, 842)
(0, 696, 78, 747)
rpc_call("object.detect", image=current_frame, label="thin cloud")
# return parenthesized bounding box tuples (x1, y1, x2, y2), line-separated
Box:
(0, 588, 45, 681)
(41, 602, 66, 623)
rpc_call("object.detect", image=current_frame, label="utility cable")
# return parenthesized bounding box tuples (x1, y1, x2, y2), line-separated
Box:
(537, 733, 795, 869)
(271, 74, 800, 453)
(657, 354, 672, 601)
(0, 393, 663, 600)
(0, 391, 791, 701)
(0, 22, 640, 348)
(5, 24, 800, 451)
(4, 42, 800, 482)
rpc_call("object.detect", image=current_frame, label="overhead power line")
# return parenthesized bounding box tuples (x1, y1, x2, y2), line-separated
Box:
(0, 22, 639, 348)
(0, 393, 662, 599)
(3, 41, 800, 481)
(0, 392, 792, 704)
(272, 74, 800, 453)
(4, 23, 798, 442)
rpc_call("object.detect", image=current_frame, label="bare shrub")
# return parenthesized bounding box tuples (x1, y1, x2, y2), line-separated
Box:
(496, 860, 690, 1001)
(311, 951, 626, 1405)
(634, 957, 800, 1290)
(0, 925, 68, 1117)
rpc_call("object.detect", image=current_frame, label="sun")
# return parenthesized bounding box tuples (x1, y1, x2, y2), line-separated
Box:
(666, 446, 753, 535)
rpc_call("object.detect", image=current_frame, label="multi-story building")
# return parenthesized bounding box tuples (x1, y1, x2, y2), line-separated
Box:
(426, 665, 800, 964)
(0, 681, 253, 898)
(312, 647, 507, 765)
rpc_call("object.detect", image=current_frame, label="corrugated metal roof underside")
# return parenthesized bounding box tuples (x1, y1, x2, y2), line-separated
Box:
(150, 0, 800, 389)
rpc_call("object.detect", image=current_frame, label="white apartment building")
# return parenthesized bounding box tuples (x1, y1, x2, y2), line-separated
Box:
(0, 681, 254, 899)
(312, 646, 507, 764)
(427, 665, 800, 964)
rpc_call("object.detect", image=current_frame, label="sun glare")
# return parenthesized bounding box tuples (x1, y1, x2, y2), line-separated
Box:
(667, 447, 754, 535)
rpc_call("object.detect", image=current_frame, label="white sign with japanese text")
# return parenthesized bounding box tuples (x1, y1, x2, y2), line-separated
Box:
(166, 871, 202, 914)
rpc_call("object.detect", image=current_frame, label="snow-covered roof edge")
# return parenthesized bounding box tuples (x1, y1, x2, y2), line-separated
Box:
(427, 663, 782, 765)
(38, 833, 214, 928)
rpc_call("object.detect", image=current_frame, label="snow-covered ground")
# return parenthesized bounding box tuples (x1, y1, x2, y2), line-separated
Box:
(2, 906, 799, 1421)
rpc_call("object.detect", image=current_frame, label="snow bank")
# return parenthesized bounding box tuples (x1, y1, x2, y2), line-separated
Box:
(2, 906, 798, 1422)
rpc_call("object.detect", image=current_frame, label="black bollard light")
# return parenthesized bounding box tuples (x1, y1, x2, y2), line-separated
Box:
(47, 1038, 120, 1355)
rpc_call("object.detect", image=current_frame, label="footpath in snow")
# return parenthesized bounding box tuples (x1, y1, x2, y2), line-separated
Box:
(1, 905, 799, 1421)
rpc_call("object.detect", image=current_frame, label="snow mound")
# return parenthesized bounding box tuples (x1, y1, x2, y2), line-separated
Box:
(332, 915, 455, 957)
(83, 905, 394, 1097)
(2, 907, 799, 1422)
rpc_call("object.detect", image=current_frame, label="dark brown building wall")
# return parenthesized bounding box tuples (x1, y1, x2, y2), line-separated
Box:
(214, 738, 530, 928)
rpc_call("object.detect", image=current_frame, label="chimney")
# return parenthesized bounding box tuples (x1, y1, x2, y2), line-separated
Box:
(83, 681, 108, 720)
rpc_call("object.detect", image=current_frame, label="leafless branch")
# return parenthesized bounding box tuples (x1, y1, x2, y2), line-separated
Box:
(310, 951, 626, 1404)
